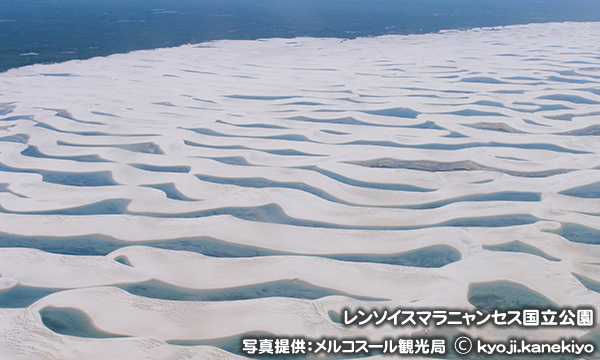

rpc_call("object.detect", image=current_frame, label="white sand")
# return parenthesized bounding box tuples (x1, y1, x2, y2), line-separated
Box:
(1, 21, 600, 359)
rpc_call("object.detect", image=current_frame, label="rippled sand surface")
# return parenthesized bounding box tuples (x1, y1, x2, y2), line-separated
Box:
(1, 22, 600, 359)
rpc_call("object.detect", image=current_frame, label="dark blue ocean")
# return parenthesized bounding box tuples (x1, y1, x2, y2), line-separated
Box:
(1, 0, 600, 72)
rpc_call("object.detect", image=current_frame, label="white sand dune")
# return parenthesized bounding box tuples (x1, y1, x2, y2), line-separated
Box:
(0, 309, 246, 360)
(1, 21, 600, 359)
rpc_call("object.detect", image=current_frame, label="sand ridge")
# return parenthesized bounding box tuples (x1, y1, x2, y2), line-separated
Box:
(1, 21, 600, 359)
